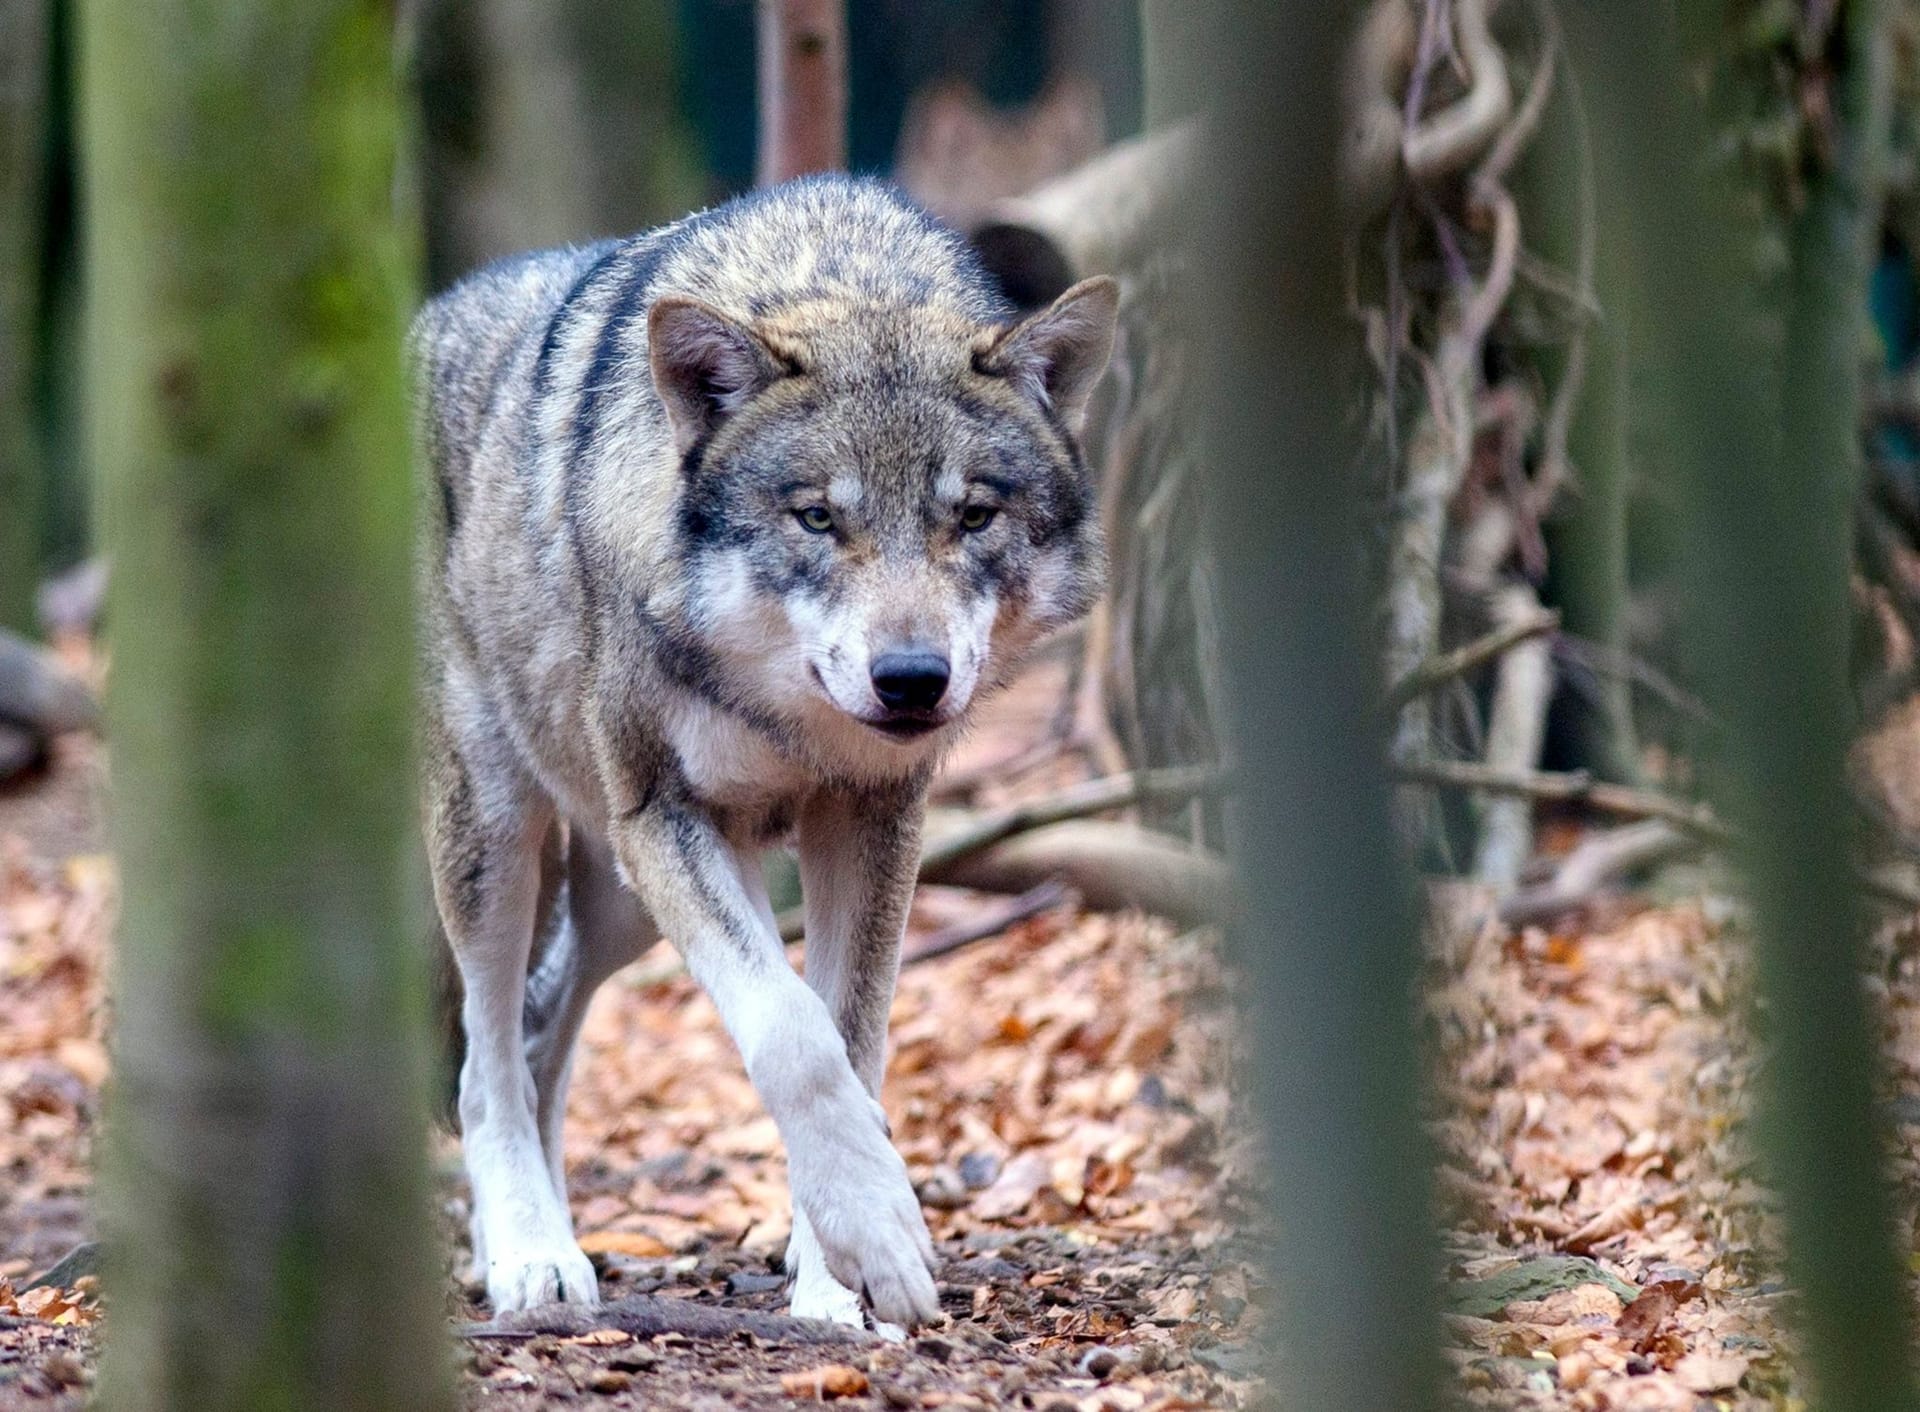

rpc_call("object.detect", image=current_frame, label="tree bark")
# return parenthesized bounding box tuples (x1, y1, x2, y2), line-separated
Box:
(1574, 4, 1920, 1410)
(0, 0, 52, 635)
(80, 1, 449, 1406)
(754, 0, 845, 187)
(1189, 3, 1443, 1409)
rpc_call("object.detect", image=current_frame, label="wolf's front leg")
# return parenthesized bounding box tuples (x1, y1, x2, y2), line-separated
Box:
(610, 797, 939, 1328)
(428, 737, 598, 1313)
(785, 788, 924, 1332)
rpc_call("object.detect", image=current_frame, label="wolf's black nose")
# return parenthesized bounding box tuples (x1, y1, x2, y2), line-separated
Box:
(871, 651, 950, 713)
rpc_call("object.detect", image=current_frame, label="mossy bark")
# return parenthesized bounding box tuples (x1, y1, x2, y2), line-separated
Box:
(1576, 4, 1920, 1409)
(1189, 2, 1443, 1408)
(80, 2, 448, 1407)
(0, 0, 52, 634)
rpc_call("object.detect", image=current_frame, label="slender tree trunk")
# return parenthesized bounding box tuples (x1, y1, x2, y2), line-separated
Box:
(1551, 316, 1640, 780)
(1575, 6, 1920, 1410)
(1191, 3, 1443, 1409)
(1531, 57, 1640, 784)
(80, 1, 448, 1406)
(0, 0, 52, 634)
(755, 0, 845, 186)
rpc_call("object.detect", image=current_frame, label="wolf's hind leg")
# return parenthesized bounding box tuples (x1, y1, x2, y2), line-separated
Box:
(524, 829, 659, 1201)
(430, 722, 598, 1314)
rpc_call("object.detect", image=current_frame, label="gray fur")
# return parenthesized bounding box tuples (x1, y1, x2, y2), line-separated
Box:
(414, 175, 1116, 1327)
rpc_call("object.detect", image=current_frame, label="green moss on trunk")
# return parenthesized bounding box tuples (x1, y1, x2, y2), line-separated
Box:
(80, 2, 449, 1406)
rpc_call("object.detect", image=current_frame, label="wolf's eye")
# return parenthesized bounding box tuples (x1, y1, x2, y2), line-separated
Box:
(796, 506, 834, 533)
(959, 505, 997, 533)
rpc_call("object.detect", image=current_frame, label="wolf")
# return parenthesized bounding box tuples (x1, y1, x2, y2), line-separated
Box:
(411, 175, 1117, 1331)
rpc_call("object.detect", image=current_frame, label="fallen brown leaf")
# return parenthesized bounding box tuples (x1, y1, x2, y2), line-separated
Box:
(779, 1364, 870, 1400)
(1614, 1278, 1699, 1350)
(577, 1229, 673, 1259)
(1673, 1348, 1749, 1393)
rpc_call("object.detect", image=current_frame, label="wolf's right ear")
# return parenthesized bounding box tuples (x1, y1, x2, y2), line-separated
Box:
(974, 276, 1120, 436)
(648, 296, 785, 454)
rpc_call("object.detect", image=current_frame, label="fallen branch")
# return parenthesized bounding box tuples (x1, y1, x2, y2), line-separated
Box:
(768, 769, 1222, 942)
(902, 880, 1073, 965)
(971, 122, 1199, 295)
(1386, 607, 1560, 710)
(919, 765, 1222, 874)
(1499, 820, 1702, 927)
(1394, 759, 1727, 838)
(924, 820, 1226, 928)
(462, 1294, 874, 1347)
(24, 1241, 100, 1293)
(1404, 758, 1920, 914)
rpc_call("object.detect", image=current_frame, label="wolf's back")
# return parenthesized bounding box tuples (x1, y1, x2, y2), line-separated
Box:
(410, 243, 618, 489)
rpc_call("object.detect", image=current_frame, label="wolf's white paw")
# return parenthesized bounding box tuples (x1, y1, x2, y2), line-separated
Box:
(788, 1091, 938, 1328)
(789, 1272, 865, 1328)
(486, 1240, 600, 1314)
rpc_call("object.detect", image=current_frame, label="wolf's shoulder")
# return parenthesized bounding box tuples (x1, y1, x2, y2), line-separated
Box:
(412, 241, 622, 368)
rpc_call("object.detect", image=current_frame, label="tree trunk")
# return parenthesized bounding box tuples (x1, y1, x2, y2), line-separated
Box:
(413, 0, 601, 286)
(0, 0, 52, 635)
(1575, 5, 1920, 1410)
(1190, 3, 1443, 1409)
(80, 1, 449, 1406)
(755, 0, 845, 186)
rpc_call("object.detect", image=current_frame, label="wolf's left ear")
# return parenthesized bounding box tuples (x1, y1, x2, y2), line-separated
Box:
(649, 296, 786, 454)
(976, 276, 1120, 435)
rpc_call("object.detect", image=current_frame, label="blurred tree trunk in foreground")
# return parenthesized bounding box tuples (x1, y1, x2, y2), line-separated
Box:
(0, 0, 52, 635)
(1190, 2, 1443, 1409)
(81, 0, 448, 1406)
(1575, 4, 1920, 1409)
(756, 0, 846, 185)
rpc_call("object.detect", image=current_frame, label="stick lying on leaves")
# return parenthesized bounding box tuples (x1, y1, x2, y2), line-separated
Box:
(461, 1295, 875, 1346)
(1499, 820, 1701, 927)
(1403, 758, 1920, 912)
(902, 880, 1073, 964)
(773, 765, 1227, 942)
(1393, 759, 1726, 839)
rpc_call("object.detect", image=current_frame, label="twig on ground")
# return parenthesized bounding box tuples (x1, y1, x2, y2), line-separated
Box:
(462, 1294, 875, 1346)
(1394, 758, 1726, 837)
(920, 765, 1223, 874)
(1499, 819, 1702, 926)
(924, 821, 1226, 926)
(931, 733, 1076, 804)
(1406, 758, 1920, 914)
(744, 772, 1224, 950)
(902, 881, 1073, 965)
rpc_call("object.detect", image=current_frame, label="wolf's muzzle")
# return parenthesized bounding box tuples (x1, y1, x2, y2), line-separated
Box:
(870, 650, 950, 716)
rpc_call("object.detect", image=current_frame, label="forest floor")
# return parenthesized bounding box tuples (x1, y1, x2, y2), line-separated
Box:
(7, 652, 1920, 1409)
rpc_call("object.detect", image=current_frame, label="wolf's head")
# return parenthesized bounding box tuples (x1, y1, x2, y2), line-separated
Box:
(646, 276, 1117, 763)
